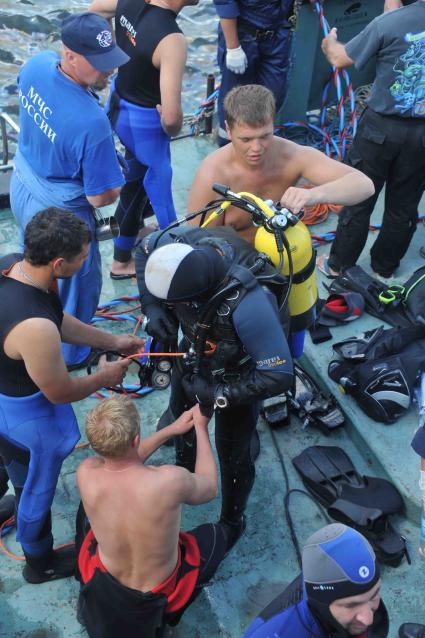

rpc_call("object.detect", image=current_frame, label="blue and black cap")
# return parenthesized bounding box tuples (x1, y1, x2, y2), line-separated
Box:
(303, 523, 380, 604)
(61, 12, 129, 72)
(302, 524, 380, 634)
(145, 243, 229, 302)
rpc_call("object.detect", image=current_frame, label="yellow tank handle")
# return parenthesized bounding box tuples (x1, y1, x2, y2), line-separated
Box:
(200, 192, 275, 228)
(200, 201, 231, 228)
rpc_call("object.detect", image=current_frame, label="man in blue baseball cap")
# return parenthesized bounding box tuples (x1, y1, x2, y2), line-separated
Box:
(10, 12, 129, 368)
(244, 523, 388, 637)
(61, 12, 129, 74)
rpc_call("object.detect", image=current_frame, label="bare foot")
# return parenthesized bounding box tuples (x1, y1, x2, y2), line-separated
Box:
(316, 254, 339, 278)
(110, 258, 136, 278)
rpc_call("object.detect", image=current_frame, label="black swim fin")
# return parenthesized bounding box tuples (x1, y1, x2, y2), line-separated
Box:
(292, 446, 407, 567)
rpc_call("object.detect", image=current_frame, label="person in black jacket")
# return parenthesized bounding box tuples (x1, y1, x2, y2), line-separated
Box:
(136, 225, 294, 549)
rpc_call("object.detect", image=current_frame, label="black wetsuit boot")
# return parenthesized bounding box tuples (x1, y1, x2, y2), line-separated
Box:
(21, 510, 76, 584)
(23, 545, 76, 584)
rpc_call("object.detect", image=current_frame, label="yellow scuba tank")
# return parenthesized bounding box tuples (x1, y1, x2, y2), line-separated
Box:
(202, 192, 318, 331)
(255, 219, 317, 331)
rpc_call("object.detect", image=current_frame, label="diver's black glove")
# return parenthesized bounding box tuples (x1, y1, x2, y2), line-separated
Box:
(182, 373, 215, 418)
(143, 304, 178, 347)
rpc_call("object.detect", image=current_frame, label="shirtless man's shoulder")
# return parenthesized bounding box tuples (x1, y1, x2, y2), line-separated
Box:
(77, 456, 104, 476)
(201, 135, 300, 170)
(77, 457, 186, 485)
(193, 137, 306, 189)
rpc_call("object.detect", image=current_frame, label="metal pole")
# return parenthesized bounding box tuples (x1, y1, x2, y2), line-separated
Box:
(204, 74, 215, 135)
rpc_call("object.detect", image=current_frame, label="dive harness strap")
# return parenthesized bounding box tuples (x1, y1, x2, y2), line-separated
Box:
(192, 259, 269, 375)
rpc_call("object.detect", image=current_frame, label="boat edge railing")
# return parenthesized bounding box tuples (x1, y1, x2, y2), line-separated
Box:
(0, 112, 20, 173)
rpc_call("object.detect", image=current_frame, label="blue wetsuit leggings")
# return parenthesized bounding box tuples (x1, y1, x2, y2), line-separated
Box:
(0, 392, 80, 568)
(107, 80, 177, 263)
(0, 435, 52, 567)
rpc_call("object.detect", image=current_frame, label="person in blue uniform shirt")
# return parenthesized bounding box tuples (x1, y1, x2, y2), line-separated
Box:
(10, 13, 128, 368)
(0, 208, 144, 584)
(214, 0, 295, 146)
(244, 523, 388, 638)
(136, 225, 294, 549)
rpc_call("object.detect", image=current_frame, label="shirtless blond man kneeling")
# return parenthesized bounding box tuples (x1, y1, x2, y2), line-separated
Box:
(188, 84, 374, 246)
(76, 397, 227, 638)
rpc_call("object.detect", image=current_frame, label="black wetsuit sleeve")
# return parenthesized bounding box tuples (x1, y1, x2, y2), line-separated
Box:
(222, 286, 294, 405)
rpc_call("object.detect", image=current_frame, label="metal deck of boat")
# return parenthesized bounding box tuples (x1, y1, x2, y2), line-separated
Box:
(0, 135, 424, 637)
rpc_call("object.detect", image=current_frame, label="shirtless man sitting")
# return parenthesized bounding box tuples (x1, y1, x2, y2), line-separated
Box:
(76, 397, 228, 637)
(188, 84, 374, 245)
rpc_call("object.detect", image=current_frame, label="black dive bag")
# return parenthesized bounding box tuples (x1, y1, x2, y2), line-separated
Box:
(402, 266, 425, 326)
(328, 325, 425, 424)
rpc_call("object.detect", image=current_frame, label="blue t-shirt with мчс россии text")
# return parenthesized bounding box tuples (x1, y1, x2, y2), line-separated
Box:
(17, 50, 124, 199)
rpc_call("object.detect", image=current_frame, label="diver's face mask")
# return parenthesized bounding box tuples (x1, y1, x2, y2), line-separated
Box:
(92, 208, 120, 241)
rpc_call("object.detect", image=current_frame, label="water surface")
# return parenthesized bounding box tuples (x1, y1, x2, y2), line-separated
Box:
(0, 0, 218, 116)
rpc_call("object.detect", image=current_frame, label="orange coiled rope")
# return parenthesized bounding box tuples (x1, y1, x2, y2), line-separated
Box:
(300, 184, 343, 225)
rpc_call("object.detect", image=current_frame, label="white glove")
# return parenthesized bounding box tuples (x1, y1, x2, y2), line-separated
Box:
(225, 46, 248, 74)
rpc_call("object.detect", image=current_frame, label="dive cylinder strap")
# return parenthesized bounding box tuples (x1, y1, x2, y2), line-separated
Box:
(291, 251, 316, 285)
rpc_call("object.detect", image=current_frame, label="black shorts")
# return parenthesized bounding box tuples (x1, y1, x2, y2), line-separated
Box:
(77, 521, 227, 638)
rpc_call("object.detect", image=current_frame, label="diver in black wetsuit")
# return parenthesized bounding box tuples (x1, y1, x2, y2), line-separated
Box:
(136, 226, 294, 547)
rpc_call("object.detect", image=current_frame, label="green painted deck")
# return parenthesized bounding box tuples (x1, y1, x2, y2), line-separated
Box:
(0, 135, 424, 637)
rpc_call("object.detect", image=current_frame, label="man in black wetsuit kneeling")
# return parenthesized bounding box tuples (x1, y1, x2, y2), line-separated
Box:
(136, 225, 294, 549)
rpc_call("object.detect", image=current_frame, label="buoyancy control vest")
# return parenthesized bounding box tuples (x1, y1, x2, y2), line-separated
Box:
(171, 227, 289, 370)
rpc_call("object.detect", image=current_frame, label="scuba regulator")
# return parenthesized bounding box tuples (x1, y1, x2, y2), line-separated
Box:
(86, 338, 172, 394)
(137, 337, 173, 390)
